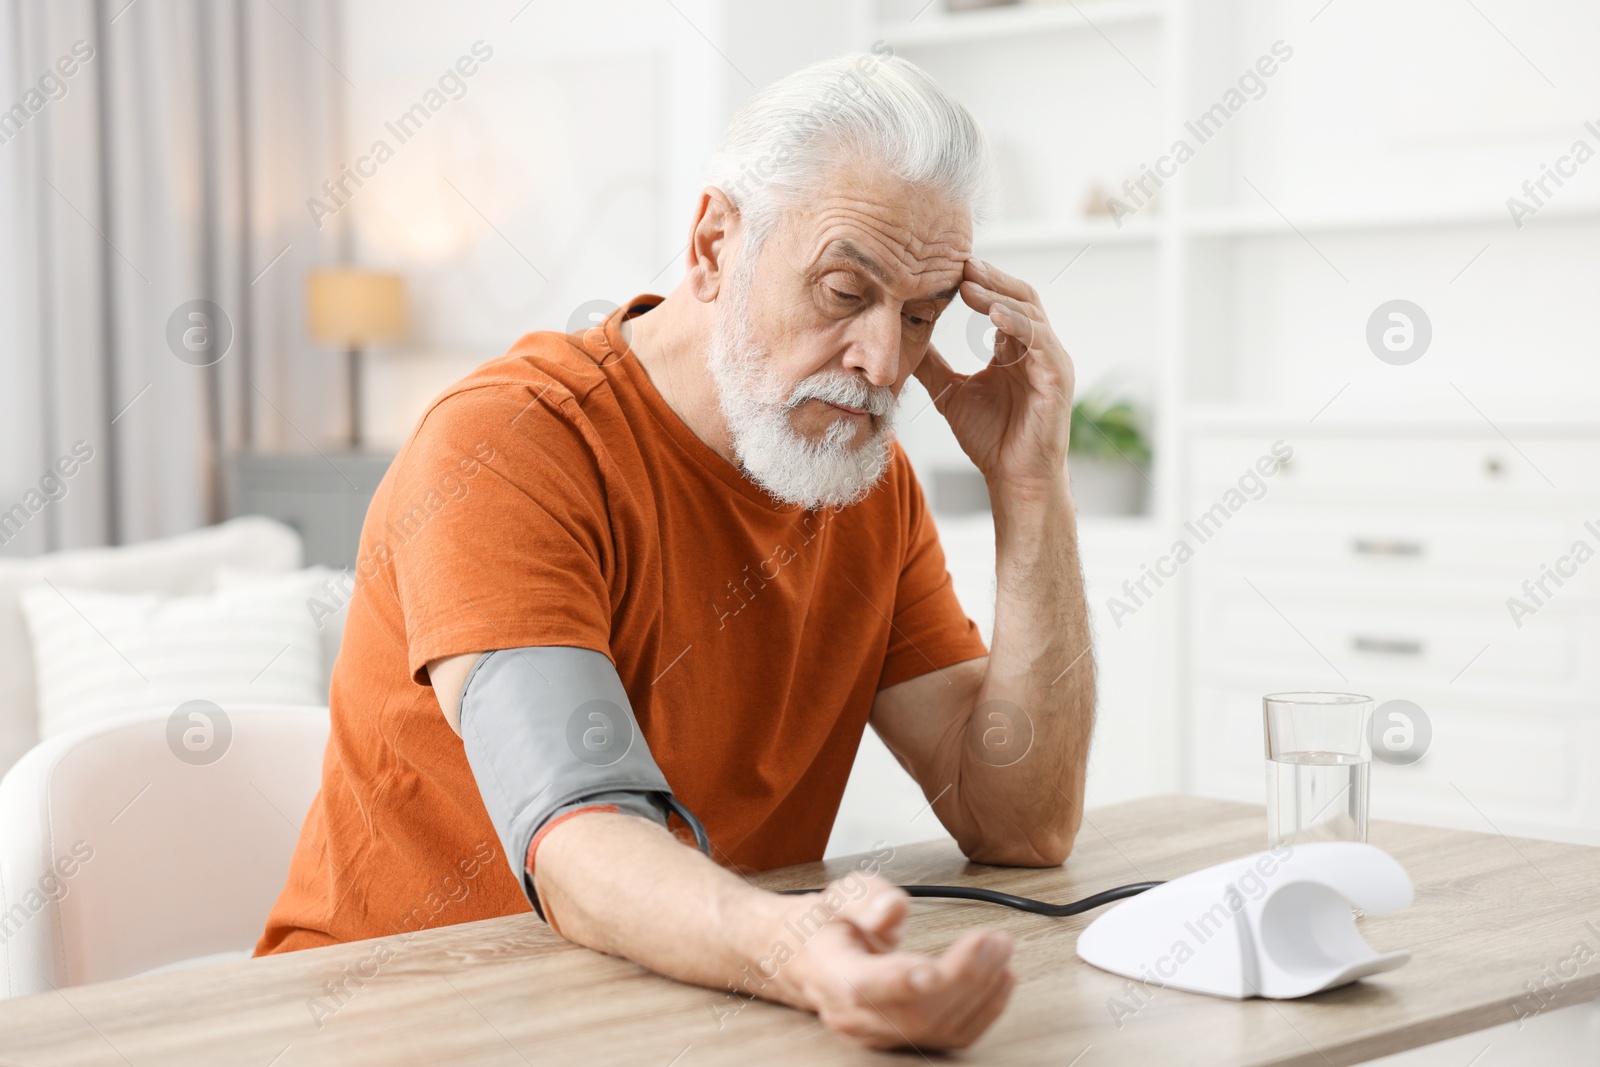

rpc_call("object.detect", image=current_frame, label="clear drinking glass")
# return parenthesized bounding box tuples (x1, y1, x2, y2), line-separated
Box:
(1263, 692, 1374, 847)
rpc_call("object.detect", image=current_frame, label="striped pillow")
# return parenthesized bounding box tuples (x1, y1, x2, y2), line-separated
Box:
(19, 573, 323, 739)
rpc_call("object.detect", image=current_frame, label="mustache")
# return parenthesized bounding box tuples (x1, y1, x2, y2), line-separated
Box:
(784, 372, 897, 418)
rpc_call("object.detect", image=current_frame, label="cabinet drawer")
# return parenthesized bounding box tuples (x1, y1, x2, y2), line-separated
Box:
(1188, 434, 1600, 504)
(1196, 505, 1600, 599)
(1190, 577, 1591, 694)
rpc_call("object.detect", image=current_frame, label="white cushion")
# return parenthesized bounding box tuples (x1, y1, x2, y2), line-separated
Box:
(20, 573, 322, 738)
(215, 565, 350, 696)
(0, 517, 300, 772)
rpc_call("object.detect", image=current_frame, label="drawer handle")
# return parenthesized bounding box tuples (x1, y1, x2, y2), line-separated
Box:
(1352, 636, 1424, 656)
(1352, 539, 1424, 557)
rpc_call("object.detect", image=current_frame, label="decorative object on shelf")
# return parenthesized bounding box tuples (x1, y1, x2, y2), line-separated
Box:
(1069, 394, 1151, 515)
(1082, 169, 1163, 226)
(1083, 182, 1117, 218)
(307, 269, 408, 448)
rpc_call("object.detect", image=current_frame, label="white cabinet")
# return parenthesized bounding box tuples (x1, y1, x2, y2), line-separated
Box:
(1185, 427, 1600, 843)
(837, 0, 1600, 859)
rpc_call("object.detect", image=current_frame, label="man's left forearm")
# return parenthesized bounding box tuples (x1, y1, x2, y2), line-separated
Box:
(901, 255, 1095, 867)
(959, 472, 1094, 866)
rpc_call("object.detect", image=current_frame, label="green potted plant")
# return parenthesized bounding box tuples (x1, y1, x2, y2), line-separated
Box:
(1068, 394, 1151, 515)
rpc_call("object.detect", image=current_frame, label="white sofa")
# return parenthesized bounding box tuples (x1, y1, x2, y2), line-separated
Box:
(0, 517, 307, 777)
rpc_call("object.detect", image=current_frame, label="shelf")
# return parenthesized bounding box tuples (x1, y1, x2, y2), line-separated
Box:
(876, 0, 1163, 49)
(1077, 512, 1163, 537)
(1184, 200, 1600, 237)
(976, 216, 1161, 250)
(1181, 404, 1600, 437)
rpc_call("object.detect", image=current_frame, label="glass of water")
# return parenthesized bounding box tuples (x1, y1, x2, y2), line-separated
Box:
(1263, 692, 1374, 847)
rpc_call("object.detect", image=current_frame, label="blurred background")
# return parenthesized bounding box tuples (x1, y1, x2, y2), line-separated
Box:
(2, 0, 1598, 860)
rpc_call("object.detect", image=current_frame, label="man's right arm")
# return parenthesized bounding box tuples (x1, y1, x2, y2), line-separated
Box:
(425, 652, 1016, 1050)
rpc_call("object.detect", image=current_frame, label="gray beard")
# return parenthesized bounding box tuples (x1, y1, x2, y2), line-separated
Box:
(705, 265, 899, 510)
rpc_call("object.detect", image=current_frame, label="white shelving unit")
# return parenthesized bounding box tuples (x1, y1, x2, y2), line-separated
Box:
(875, 0, 1163, 48)
(1184, 202, 1600, 236)
(976, 218, 1161, 250)
(850, 0, 1600, 839)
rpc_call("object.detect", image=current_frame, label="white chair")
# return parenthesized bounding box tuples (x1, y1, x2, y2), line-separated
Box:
(0, 704, 329, 998)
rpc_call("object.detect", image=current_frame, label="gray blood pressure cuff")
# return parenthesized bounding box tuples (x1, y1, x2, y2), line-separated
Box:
(457, 646, 710, 921)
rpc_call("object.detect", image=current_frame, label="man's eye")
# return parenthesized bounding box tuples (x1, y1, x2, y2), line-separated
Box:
(904, 312, 931, 327)
(829, 288, 860, 303)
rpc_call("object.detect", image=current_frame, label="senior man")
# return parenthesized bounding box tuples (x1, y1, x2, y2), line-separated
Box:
(257, 52, 1094, 1050)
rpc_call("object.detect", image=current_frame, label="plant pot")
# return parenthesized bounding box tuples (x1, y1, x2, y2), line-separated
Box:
(1068, 456, 1146, 516)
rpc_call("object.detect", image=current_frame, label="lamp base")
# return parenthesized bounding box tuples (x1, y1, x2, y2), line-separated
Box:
(347, 346, 362, 449)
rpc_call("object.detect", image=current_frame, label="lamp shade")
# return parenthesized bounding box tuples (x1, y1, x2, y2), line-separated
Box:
(306, 269, 407, 348)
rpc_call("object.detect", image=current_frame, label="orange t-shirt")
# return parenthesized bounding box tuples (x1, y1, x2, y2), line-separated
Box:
(254, 294, 988, 955)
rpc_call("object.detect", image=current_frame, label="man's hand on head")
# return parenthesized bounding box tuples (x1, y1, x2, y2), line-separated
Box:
(912, 256, 1075, 508)
(775, 874, 1016, 1050)
(876, 256, 1096, 871)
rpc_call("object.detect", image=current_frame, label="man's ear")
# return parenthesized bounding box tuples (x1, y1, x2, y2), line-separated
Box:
(687, 186, 740, 304)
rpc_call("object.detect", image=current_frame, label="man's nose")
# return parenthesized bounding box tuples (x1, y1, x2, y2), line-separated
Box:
(842, 307, 901, 388)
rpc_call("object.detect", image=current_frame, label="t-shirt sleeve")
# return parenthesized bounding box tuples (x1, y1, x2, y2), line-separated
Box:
(384, 380, 615, 685)
(876, 458, 989, 691)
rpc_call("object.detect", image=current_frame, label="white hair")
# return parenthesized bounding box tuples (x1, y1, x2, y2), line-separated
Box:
(702, 50, 999, 261)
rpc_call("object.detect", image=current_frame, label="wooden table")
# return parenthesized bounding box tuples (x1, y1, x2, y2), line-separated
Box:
(5, 796, 1600, 1065)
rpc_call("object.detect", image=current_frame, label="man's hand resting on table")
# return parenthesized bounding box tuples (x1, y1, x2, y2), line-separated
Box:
(532, 809, 1016, 1052)
(775, 873, 1016, 1049)
(429, 650, 1017, 1052)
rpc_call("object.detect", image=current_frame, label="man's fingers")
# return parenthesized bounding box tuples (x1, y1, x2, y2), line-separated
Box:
(986, 304, 1038, 367)
(960, 275, 1039, 323)
(944, 967, 1017, 1048)
(842, 932, 1015, 1047)
(830, 876, 907, 952)
(916, 933, 1014, 1048)
(978, 281, 1075, 388)
(834, 944, 938, 1004)
(873, 930, 1011, 1003)
(933, 930, 1013, 990)
(967, 255, 1040, 307)
(809, 930, 1017, 1051)
(961, 258, 1074, 386)
(957, 275, 1042, 369)
(938, 936, 1017, 1041)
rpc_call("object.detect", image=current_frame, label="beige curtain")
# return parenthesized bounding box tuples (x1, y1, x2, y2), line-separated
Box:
(0, 0, 349, 553)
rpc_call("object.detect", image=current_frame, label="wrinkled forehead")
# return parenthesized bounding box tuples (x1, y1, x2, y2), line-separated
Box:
(774, 174, 973, 301)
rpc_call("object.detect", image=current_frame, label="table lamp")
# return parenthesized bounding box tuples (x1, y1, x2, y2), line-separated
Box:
(307, 269, 407, 448)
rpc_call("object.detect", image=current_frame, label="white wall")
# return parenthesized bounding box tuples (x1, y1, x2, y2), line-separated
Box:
(339, 0, 732, 444)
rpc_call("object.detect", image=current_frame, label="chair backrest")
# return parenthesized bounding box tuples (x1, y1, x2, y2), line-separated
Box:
(0, 703, 329, 997)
